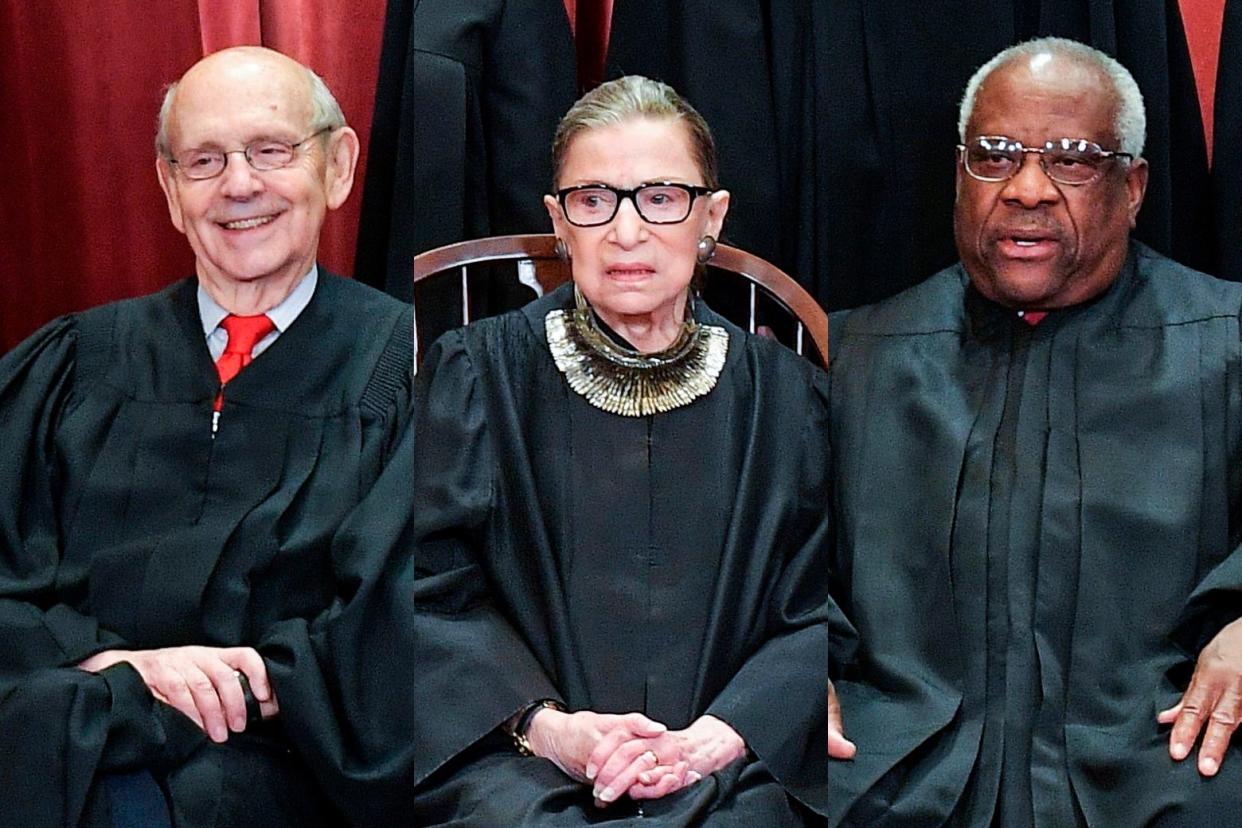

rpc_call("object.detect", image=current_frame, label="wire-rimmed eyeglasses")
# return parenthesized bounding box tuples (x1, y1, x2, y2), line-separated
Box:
(957, 136, 1133, 186)
(555, 182, 715, 227)
(167, 127, 334, 180)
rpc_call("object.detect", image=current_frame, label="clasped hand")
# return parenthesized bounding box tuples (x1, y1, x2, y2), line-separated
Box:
(524, 709, 746, 807)
(78, 645, 278, 743)
(1159, 617, 1242, 777)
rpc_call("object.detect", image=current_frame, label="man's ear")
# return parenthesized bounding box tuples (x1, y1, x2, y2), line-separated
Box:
(1124, 157, 1149, 229)
(156, 157, 186, 234)
(324, 127, 361, 210)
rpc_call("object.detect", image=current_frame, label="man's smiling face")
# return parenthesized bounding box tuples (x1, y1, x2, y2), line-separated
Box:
(157, 49, 343, 294)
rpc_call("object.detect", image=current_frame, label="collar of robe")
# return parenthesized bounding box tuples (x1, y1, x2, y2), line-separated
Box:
(545, 285, 729, 417)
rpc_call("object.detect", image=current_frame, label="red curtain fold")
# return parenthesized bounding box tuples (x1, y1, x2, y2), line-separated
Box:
(0, 0, 203, 352)
(198, 0, 261, 49)
(1179, 0, 1227, 165)
(564, 0, 613, 91)
(0, 0, 384, 352)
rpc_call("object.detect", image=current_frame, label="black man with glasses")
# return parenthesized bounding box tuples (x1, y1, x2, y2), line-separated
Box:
(0, 47, 415, 827)
(827, 36, 1242, 827)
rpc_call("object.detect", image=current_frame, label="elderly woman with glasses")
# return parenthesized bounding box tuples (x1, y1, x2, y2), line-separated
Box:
(346, 76, 829, 826)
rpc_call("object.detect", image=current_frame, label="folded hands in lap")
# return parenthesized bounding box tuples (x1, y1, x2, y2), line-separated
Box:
(78, 645, 278, 743)
(525, 709, 746, 807)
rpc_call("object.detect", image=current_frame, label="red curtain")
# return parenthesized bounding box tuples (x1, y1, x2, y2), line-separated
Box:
(563, 0, 612, 91)
(0, 0, 385, 352)
(1180, 0, 1227, 165)
(563, 0, 613, 91)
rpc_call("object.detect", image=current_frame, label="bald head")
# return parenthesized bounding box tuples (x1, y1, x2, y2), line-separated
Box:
(156, 47, 345, 158)
(958, 37, 1146, 158)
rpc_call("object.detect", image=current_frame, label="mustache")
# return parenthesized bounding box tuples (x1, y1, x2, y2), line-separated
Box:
(984, 215, 1069, 244)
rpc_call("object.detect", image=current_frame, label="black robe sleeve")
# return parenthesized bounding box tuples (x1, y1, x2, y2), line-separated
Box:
(0, 318, 125, 672)
(256, 330, 562, 824)
(1173, 546, 1242, 657)
(252, 433, 426, 825)
(1170, 300, 1242, 653)
(702, 367, 831, 813)
(0, 318, 207, 827)
(400, 331, 563, 784)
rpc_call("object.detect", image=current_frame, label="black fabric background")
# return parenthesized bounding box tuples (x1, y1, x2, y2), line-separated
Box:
(359, 0, 1239, 329)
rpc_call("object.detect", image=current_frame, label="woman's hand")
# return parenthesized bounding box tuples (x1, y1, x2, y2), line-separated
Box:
(589, 714, 747, 804)
(524, 708, 669, 798)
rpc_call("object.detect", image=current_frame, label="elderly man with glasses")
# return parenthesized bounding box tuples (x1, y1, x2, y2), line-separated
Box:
(0, 47, 414, 827)
(827, 37, 1242, 826)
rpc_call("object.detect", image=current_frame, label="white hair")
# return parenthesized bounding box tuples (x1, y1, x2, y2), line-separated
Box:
(957, 37, 1146, 158)
(155, 62, 346, 157)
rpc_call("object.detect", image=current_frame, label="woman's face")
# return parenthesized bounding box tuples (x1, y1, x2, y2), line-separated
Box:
(544, 117, 729, 326)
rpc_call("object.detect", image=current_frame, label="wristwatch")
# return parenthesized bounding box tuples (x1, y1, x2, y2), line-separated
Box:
(508, 699, 565, 755)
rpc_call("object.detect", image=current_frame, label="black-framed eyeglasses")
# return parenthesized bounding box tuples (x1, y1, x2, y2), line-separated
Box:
(555, 182, 715, 227)
(957, 136, 1133, 186)
(167, 127, 334, 180)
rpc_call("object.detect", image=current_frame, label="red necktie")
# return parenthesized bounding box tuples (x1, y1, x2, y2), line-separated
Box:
(214, 314, 274, 411)
(1019, 311, 1048, 326)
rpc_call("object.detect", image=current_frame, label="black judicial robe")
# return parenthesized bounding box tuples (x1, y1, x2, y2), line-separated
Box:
(371, 284, 829, 825)
(356, 0, 577, 347)
(826, 243, 1242, 826)
(0, 274, 414, 827)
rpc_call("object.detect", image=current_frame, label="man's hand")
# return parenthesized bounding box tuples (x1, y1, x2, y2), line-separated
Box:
(589, 714, 746, 805)
(1158, 618, 1242, 776)
(829, 680, 856, 760)
(524, 708, 669, 802)
(78, 646, 278, 742)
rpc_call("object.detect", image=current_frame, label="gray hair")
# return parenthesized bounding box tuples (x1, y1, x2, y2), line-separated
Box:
(155, 63, 346, 157)
(551, 75, 719, 189)
(957, 37, 1146, 158)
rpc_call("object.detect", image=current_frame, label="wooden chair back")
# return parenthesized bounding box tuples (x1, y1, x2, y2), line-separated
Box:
(412, 234, 828, 366)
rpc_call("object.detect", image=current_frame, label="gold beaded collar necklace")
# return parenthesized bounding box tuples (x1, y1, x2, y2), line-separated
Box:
(546, 286, 729, 417)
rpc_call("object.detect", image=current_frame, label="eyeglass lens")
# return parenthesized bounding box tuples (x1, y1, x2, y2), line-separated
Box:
(175, 140, 298, 180)
(964, 137, 1112, 185)
(564, 185, 695, 225)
